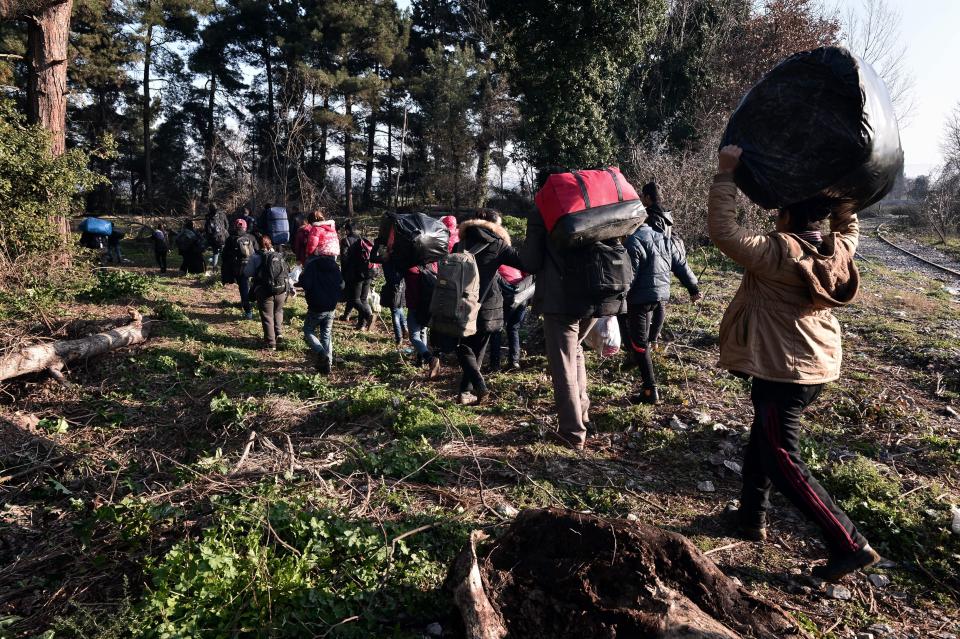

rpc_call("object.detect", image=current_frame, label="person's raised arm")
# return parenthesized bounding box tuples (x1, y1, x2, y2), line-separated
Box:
(707, 145, 778, 272)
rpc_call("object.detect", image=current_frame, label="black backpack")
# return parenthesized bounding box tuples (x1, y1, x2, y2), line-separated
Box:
(176, 229, 198, 254)
(257, 251, 289, 295)
(234, 235, 256, 275)
(555, 240, 632, 315)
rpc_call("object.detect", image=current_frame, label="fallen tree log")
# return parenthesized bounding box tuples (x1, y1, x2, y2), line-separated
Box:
(447, 508, 807, 639)
(0, 310, 151, 382)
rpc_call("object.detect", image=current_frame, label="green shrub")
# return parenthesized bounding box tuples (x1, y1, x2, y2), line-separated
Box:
(0, 98, 111, 258)
(134, 490, 461, 638)
(80, 268, 151, 302)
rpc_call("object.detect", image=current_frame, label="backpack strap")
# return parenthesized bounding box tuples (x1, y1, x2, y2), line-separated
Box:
(571, 171, 591, 209)
(604, 168, 624, 202)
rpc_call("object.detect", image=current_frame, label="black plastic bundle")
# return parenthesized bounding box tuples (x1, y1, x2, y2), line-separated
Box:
(721, 46, 903, 211)
(376, 212, 450, 269)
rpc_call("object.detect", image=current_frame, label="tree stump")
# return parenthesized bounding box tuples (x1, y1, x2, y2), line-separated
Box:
(447, 508, 805, 639)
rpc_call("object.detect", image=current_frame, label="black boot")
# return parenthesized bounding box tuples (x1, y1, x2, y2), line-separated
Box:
(630, 387, 660, 405)
(811, 545, 881, 582)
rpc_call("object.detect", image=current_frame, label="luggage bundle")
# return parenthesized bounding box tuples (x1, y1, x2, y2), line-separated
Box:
(305, 220, 339, 257)
(266, 207, 291, 245)
(79, 217, 113, 236)
(721, 46, 903, 211)
(376, 212, 450, 269)
(536, 167, 646, 248)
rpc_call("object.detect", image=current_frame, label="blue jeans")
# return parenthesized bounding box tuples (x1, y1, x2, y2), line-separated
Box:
(406, 312, 431, 357)
(304, 310, 334, 366)
(210, 248, 222, 268)
(391, 308, 407, 343)
(238, 276, 252, 314)
(108, 245, 122, 264)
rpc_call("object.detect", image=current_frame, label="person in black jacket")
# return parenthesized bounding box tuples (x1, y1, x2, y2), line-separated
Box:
(339, 221, 374, 330)
(624, 182, 702, 404)
(152, 224, 169, 273)
(301, 253, 345, 374)
(221, 218, 260, 319)
(452, 211, 523, 405)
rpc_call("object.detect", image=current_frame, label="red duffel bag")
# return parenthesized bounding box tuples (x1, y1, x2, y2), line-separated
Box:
(535, 167, 646, 248)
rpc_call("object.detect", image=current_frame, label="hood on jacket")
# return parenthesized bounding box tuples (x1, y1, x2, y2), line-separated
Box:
(458, 218, 511, 246)
(645, 203, 674, 234)
(785, 233, 860, 308)
(441, 215, 460, 250)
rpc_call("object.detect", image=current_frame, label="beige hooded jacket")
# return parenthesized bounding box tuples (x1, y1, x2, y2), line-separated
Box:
(707, 173, 860, 384)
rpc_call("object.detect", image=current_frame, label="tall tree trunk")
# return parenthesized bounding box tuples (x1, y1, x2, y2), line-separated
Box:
(319, 92, 329, 183)
(142, 23, 153, 209)
(385, 115, 393, 206)
(363, 106, 376, 209)
(24, 0, 72, 157)
(263, 40, 274, 133)
(21, 0, 74, 258)
(474, 77, 493, 208)
(344, 93, 354, 216)
(202, 73, 217, 203)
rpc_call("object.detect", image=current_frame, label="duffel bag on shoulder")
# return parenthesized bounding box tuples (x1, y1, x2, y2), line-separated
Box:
(380, 212, 450, 269)
(79, 217, 113, 237)
(536, 168, 646, 248)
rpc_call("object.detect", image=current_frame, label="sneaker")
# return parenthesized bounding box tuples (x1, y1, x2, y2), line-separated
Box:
(630, 387, 660, 405)
(724, 506, 767, 542)
(811, 545, 881, 583)
(427, 356, 441, 380)
(458, 393, 474, 406)
(510, 360, 521, 371)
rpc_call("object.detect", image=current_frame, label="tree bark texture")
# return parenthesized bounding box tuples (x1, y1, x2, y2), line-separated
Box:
(0, 311, 151, 382)
(142, 23, 153, 208)
(363, 106, 376, 209)
(23, 0, 72, 157)
(202, 73, 217, 203)
(344, 93, 354, 216)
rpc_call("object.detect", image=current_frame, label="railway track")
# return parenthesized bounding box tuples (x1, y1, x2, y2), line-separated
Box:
(875, 223, 960, 279)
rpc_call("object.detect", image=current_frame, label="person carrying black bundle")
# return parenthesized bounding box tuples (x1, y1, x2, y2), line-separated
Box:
(710, 145, 879, 582)
(624, 182, 701, 405)
(204, 204, 229, 270)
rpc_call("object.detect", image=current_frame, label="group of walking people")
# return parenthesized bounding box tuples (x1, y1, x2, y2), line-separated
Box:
(143, 143, 878, 584)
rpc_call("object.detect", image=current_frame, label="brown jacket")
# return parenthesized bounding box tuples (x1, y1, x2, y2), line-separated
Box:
(707, 174, 860, 384)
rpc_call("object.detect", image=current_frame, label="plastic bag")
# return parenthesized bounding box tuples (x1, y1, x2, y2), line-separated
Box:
(289, 265, 303, 289)
(378, 213, 450, 269)
(368, 290, 382, 314)
(583, 317, 621, 357)
(721, 46, 903, 211)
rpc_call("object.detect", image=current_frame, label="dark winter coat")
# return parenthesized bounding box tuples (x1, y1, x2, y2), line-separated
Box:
(518, 210, 627, 319)
(221, 231, 259, 284)
(381, 262, 406, 309)
(455, 219, 522, 334)
(300, 255, 344, 313)
(624, 205, 699, 305)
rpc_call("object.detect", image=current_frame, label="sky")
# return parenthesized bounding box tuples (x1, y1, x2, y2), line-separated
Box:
(394, 0, 956, 178)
